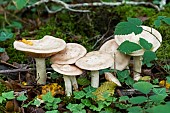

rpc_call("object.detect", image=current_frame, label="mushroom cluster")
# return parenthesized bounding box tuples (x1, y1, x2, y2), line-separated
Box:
(50, 43, 87, 96)
(13, 25, 162, 96)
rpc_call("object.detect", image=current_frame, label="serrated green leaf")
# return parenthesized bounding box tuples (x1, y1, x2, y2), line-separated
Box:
(53, 98, 61, 104)
(114, 18, 143, 35)
(142, 50, 157, 67)
(139, 38, 153, 50)
(0, 96, 6, 103)
(129, 96, 147, 104)
(73, 91, 86, 99)
(146, 104, 170, 113)
(0, 32, 13, 41)
(83, 86, 96, 93)
(127, 106, 143, 113)
(17, 94, 27, 101)
(127, 18, 143, 26)
(133, 81, 153, 94)
(149, 94, 166, 103)
(119, 96, 129, 102)
(162, 18, 170, 25)
(117, 41, 142, 54)
(66, 103, 85, 112)
(152, 88, 167, 95)
(2, 91, 15, 100)
(81, 99, 92, 107)
(42, 92, 54, 103)
(154, 20, 161, 27)
(12, 0, 29, 10)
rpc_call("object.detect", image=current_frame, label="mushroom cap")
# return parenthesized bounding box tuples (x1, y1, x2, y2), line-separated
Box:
(50, 43, 87, 64)
(13, 35, 66, 58)
(51, 64, 83, 76)
(115, 26, 162, 56)
(75, 51, 114, 71)
(99, 39, 130, 71)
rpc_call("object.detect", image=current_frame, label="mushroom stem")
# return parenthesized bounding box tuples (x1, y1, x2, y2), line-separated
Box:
(70, 76, 78, 91)
(63, 75, 72, 96)
(91, 70, 99, 88)
(35, 58, 47, 84)
(104, 72, 122, 86)
(133, 56, 142, 81)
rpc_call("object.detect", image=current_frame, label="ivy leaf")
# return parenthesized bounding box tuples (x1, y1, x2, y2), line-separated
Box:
(2, 91, 15, 100)
(142, 50, 157, 67)
(16, 94, 27, 101)
(129, 96, 147, 104)
(12, 0, 29, 10)
(114, 18, 143, 35)
(133, 81, 153, 94)
(73, 91, 86, 99)
(117, 40, 142, 54)
(42, 92, 54, 103)
(139, 38, 153, 50)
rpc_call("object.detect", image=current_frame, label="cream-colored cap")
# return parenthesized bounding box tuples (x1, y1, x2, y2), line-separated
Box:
(13, 35, 66, 58)
(99, 39, 130, 71)
(115, 26, 162, 56)
(51, 64, 83, 75)
(50, 43, 87, 64)
(75, 51, 114, 71)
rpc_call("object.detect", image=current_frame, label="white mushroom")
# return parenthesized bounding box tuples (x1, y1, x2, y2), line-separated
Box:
(50, 43, 87, 64)
(75, 51, 114, 88)
(115, 26, 162, 81)
(13, 35, 66, 84)
(99, 39, 130, 86)
(51, 64, 83, 96)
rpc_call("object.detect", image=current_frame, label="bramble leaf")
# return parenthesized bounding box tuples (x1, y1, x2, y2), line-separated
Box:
(73, 91, 86, 99)
(114, 18, 143, 35)
(133, 81, 153, 94)
(139, 38, 153, 50)
(117, 41, 142, 54)
(12, 0, 29, 10)
(142, 50, 157, 67)
(129, 96, 147, 104)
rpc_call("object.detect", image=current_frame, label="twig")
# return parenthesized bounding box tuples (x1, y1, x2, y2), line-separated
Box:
(0, 68, 53, 74)
(27, 0, 160, 13)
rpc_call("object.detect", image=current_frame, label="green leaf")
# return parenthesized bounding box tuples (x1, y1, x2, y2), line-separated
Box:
(162, 18, 170, 25)
(46, 110, 59, 113)
(149, 95, 166, 103)
(133, 81, 153, 94)
(53, 98, 61, 104)
(77, 77, 90, 86)
(12, 0, 29, 10)
(73, 91, 86, 99)
(31, 98, 41, 107)
(152, 88, 167, 95)
(142, 51, 157, 67)
(0, 32, 13, 41)
(117, 70, 130, 82)
(119, 96, 129, 102)
(139, 38, 153, 50)
(66, 103, 85, 112)
(2, 91, 15, 100)
(125, 77, 134, 86)
(81, 99, 92, 107)
(16, 94, 27, 101)
(0, 48, 5, 52)
(146, 104, 170, 113)
(42, 92, 54, 103)
(117, 41, 142, 54)
(114, 18, 143, 35)
(154, 20, 161, 27)
(0, 96, 6, 103)
(166, 76, 170, 84)
(127, 106, 143, 113)
(8, 21, 22, 29)
(129, 96, 147, 104)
